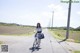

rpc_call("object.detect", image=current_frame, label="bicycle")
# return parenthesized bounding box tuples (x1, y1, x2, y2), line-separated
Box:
(30, 33, 41, 52)
(30, 33, 44, 52)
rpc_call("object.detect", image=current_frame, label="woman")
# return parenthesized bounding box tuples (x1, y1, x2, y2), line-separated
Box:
(33, 23, 42, 48)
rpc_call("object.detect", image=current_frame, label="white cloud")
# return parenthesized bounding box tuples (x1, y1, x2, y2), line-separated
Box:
(48, 4, 63, 12)
(0, 3, 68, 27)
(41, 12, 52, 18)
(47, 4, 68, 27)
(77, 11, 80, 15)
(30, 4, 68, 27)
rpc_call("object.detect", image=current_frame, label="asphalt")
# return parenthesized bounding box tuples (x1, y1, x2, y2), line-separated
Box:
(0, 29, 80, 53)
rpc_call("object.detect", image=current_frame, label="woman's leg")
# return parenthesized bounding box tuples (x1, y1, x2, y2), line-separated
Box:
(37, 39, 41, 48)
(33, 38, 37, 47)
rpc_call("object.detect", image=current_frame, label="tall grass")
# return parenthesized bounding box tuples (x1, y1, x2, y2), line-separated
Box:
(49, 29, 80, 43)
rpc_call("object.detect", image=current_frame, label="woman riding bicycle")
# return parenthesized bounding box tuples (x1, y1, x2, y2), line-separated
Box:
(33, 23, 42, 48)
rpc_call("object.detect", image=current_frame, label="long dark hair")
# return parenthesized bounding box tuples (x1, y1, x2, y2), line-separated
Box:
(36, 23, 41, 28)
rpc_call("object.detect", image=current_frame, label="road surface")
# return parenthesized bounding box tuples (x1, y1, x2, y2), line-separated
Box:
(0, 29, 80, 53)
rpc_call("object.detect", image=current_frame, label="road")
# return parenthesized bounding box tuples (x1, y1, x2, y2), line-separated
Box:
(0, 29, 80, 53)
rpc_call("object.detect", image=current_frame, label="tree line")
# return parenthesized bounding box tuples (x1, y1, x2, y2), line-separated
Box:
(0, 22, 35, 27)
(47, 26, 80, 31)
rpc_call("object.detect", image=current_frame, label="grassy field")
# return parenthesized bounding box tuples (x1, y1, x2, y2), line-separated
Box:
(0, 41, 3, 44)
(49, 29, 80, 43)
(0, 24, 36, 44)
(0, 41, 2, 44)
(74, 51, 80, 53)
(0, 25, 35, 36)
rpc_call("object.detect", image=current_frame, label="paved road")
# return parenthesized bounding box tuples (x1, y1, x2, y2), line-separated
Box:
(0, 29, 80, 53)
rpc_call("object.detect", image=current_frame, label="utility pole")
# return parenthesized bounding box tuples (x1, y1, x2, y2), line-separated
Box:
(62, 0, 72, 41)
(66, 0, 72, 39)
(52, 11, 54, 29)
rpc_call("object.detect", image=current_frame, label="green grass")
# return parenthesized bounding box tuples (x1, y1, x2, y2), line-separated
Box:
(49, 29, 80, 43)
(74, 51, 80, 53)
(49, 29, 65, 40)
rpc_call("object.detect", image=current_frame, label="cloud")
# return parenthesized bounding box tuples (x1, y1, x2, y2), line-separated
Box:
(47, 4, 68, 27)
(47, 4, 80, 28)
(0, 3, 68, 27)
(31, 3, 68, 27)
(48, 4, 67, 19)
(77, 11, 80, 15)
(48, 4, 63, 11)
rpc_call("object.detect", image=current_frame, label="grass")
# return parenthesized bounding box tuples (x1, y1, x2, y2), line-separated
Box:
(0, 25, 35, 36)
(49, 29, 65, 40)
(74, 51, 80, 53)
(49, 29, 80, 43)
(1, 33, 34, 36)
(0, 41, 3, 44)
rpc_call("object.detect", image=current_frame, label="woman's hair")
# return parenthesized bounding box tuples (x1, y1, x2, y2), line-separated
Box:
(36, 23, 41, 28)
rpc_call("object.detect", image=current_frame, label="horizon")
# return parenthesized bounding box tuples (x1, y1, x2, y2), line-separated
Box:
(0, 22, 79, 28)
(0, 0, 80, 28)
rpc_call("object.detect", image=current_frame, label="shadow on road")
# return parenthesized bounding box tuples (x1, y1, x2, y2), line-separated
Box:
(58, 38, 67, 44)
(29, 47, 41, 52)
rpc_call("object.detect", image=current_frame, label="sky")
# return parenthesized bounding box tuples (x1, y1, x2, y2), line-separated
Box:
(0, 0, 80, 28)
